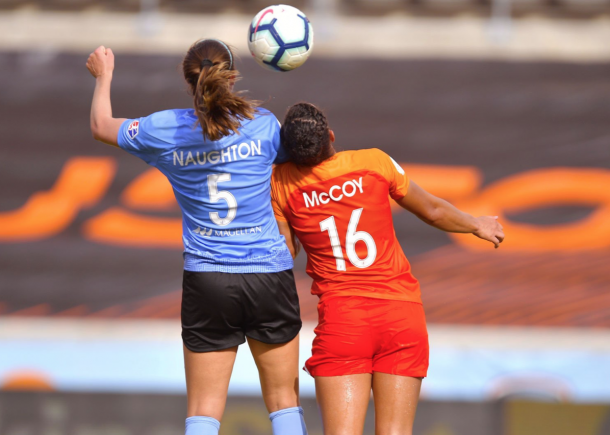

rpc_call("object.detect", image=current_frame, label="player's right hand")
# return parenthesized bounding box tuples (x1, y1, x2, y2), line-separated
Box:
(86, 46, 115, 79)
(474, 216, 505, 248)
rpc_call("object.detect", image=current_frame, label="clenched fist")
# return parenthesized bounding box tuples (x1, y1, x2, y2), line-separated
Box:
(86, 45, 115, 78)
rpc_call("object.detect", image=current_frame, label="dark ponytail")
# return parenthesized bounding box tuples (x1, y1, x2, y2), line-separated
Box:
(281, 103, 333, 166)
(183, 39, 258, 141)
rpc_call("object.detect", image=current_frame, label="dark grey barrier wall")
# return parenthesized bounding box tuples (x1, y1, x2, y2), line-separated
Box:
(1, 51, 609, 327)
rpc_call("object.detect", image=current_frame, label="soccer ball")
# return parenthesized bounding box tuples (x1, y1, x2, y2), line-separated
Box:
(248, 5, 314, 72)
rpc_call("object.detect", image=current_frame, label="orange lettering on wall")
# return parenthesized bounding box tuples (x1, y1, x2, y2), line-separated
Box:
(83, 167, 181, 248)
(403, 164, 483, 201)
(450, 168, 610, 251)
(82, 207, 182, 248)
(121, 167, 177, 210)
(0, 158, 116, 242)
(391, 164, 482, 211)
(3, 158, 608, 253)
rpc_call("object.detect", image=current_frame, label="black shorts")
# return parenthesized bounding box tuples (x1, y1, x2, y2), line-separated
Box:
(181, 269, 302, 352)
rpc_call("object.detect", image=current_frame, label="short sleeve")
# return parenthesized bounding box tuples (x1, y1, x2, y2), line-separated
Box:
(270, 169, 288, 222)
(374, 149, 409, 200)
(117, 111, 174, 166)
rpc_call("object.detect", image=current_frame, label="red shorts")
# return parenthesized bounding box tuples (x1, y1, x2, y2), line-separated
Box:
(305, 296, 429, 378)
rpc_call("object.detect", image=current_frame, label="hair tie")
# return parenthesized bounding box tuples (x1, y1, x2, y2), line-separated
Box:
(196, 38, 233, 70)
(200, 59, 214, 69)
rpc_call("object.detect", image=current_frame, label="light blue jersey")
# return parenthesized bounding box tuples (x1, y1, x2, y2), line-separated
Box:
(117, 108, 294, 273)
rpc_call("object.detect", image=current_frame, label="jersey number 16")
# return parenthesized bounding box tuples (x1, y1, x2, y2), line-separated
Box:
(320, 208, 377, 271)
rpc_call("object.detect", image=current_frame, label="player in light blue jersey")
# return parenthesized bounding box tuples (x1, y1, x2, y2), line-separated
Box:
(86, 39, 307, 435)
(117, 103, 293, 273)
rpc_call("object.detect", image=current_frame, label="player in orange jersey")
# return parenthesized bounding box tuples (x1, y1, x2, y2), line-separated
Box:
(270, 103, 504, 435)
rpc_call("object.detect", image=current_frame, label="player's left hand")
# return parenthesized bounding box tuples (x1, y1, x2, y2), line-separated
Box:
(474, 216, 505, 248)
(86, 45, 115, 79)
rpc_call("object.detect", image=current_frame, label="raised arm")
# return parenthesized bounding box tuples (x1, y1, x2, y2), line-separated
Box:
(86, 46, 127, 147)
(397, 181, 505, 248)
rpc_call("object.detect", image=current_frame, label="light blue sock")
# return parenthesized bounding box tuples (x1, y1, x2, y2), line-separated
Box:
(185, 416, 220, 435)
(269, 406, 308, 435)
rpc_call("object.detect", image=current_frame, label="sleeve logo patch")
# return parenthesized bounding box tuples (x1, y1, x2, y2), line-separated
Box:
(127, 121, 139, 140)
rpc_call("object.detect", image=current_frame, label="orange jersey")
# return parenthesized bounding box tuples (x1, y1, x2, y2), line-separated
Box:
(271, 148, 421, 304)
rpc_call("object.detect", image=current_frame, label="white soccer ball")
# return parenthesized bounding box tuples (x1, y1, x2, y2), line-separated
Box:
(247, 4, 314, 72)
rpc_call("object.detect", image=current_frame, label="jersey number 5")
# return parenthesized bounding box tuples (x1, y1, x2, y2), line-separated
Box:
(320, 208, 377, 271)
(207, 173, 237, 226)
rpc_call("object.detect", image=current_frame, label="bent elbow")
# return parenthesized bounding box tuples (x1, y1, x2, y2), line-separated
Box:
(91, 125, 109, 143)
(91, 124, 101, 141)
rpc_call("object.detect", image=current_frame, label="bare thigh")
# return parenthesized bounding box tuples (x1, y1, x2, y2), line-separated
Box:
(247, 334, 300, 413)
(315, 374, 372, 435)
(183, 344, 238, 420)
(372, 373, 422, 435)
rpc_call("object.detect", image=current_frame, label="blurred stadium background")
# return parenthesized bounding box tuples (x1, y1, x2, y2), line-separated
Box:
(1, 0, 609, 434)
